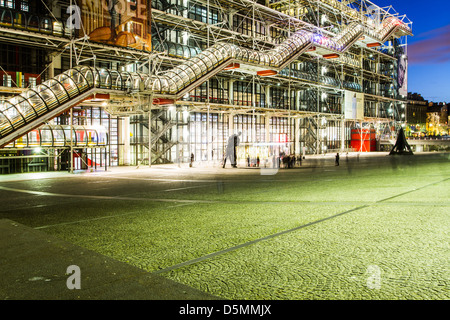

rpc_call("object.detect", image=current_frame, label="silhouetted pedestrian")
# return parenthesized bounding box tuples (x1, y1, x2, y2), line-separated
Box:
(335, 153, 340, 166)
(223, 132, 241, 168)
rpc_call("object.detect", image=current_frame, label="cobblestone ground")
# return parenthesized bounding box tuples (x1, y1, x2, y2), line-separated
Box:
(1, 152, 448, 299)
(164, 204, 449, 299)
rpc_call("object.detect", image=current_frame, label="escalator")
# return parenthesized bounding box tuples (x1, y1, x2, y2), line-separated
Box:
(0, 15, 411, 148)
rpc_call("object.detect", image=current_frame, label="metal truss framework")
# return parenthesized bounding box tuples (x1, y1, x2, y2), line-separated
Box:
(0, 0, 412, 165)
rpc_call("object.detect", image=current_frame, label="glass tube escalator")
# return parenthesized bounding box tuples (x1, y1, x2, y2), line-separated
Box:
(0, 15, 411, 148)
(4, 124, 108, 149)
(0, 66, 98, 147)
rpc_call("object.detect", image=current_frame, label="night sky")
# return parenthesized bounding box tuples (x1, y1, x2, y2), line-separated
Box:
(374, 0, 450, 102)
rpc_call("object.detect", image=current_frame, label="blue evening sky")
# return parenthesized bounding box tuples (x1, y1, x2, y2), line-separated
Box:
(374, 0, 450, 102)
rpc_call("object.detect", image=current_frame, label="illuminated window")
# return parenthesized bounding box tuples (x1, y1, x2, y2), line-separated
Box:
(29, 77, 36, 89)
(4, 0, 14, 9)
(3, 74, 11, 87)
(20, 0, 29, 11)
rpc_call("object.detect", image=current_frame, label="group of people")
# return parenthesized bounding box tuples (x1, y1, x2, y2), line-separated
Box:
(246, 156, 260, 167)
(278, 154, 303, 169)
(219, 132, 344, 169)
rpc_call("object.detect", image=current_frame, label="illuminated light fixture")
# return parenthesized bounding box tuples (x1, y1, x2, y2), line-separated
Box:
(153, 98, 175, 105)
(307, 46, 316, 52)
(257, 70, 278, 77)
(224, 63, 240, 70)
(323, 53, 339, 59)
(359, 36, 365, 40)
(367, 42, 382, 48)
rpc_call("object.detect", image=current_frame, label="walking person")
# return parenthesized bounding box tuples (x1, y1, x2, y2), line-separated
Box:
(223, 132, 241, 168)
(190, 153, 194, 167)
(335, 152, 340, 166)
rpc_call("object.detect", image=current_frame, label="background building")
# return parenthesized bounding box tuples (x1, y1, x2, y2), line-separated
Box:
(406, 92, 428, 137)
(0, 0, 413, 173)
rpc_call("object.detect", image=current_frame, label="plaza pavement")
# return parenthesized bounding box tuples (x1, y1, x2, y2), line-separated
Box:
(0, 152, 448, 300)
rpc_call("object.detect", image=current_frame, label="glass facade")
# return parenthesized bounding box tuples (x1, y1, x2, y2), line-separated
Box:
(0, 0, 413, 171)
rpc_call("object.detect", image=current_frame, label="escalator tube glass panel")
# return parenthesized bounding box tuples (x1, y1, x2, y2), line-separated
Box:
(16, 99, 36, 123)
(78, 66, 95, 87)
(75, 127, 87, 147)
(144, 76, 153, 91)
(140, 74, 151, 90)
(0, 9, 12, 25)
(27, 129, 39, 146)
(120, 72, 132, 90)
(63, 128, 72, 145)
(131, 74, 143, 91)
(13, 12, 27, 29)
(152, 77, 162, 93)
(34, 84, 59, 110)
(97, 128, 108, 145)
(90, 68, 102, 89)
(86, 128, 98, 146)
(61, 69, 84, 95)
(164, 71, 185, 90)
(183, 46, 191, 59)
(53, 126, 65, 147)
(212, 48, 225, 65)
(189, 57, 208, 78)
(164, 75, 178, 94)
(98, 69, 112, 89)
(205, 49, 219, 66)
(21, 89, 47, 117)
(233, 46, 243, 61)
(2, 102, 25, 130)
(0, 110, 14, 137)
(48, 77, 71, 103)
(40, 125, 54, 147)
(187, 61, 203, 81)
(198, 52, 214, 70)
(175, 66, 194, 87)
(109, 70, 122, 90)
(159, 77, 171, 93)
(215, 43, 230, 60)
(178, 64, 196, 85)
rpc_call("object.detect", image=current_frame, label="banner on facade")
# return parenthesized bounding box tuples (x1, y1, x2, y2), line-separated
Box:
(398, 55, 408, 97)
(344, 90, 364, 120)
(76, 0, 151, 51)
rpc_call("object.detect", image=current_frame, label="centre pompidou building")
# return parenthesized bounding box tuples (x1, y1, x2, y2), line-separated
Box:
(0, 0, 412, 172)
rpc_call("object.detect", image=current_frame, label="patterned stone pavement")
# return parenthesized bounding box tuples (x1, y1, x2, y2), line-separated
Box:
(0, 152, 448, 300)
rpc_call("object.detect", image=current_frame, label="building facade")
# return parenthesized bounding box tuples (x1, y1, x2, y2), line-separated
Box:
(0, 0, 413, 173)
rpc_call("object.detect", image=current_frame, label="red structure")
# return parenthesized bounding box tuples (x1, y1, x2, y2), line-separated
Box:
(350, 128, 377, 152)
